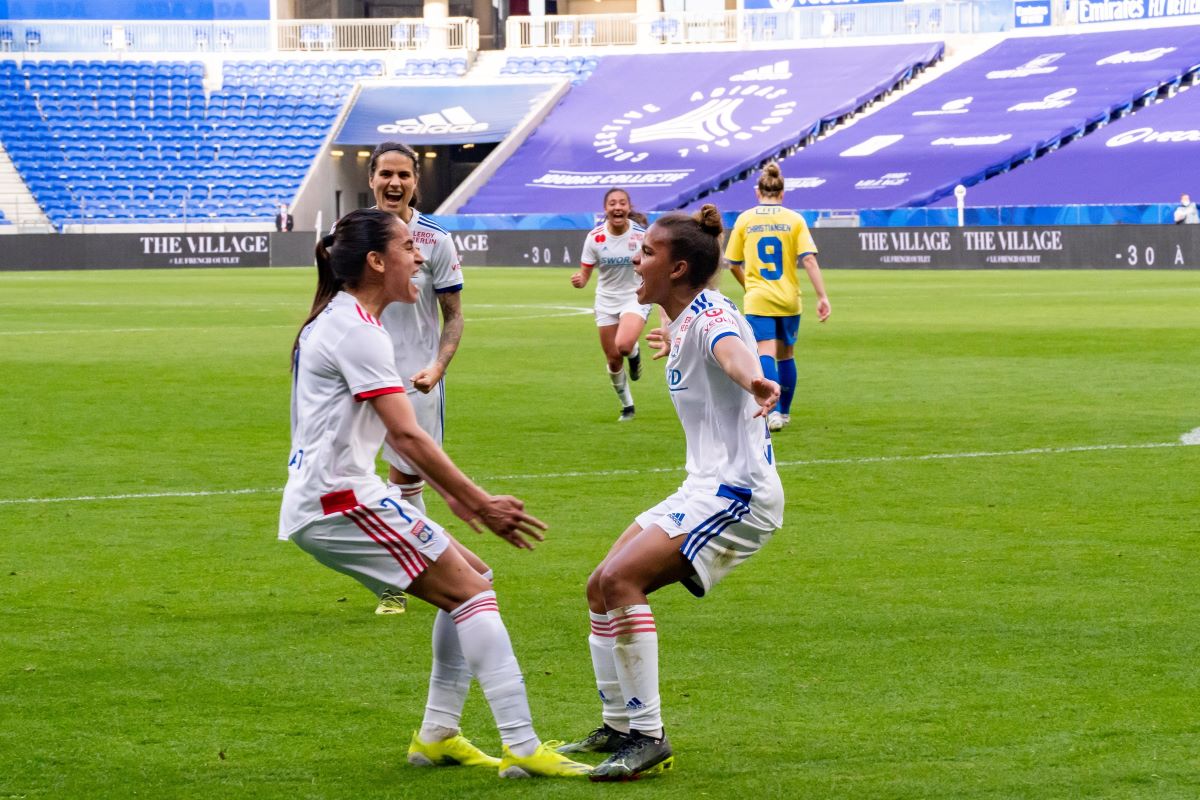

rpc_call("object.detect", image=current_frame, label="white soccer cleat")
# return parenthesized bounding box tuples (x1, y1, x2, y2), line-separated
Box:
(767, 412, 785, 432)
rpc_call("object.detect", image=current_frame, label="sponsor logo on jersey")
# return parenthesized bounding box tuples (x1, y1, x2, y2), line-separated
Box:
(413, 231, 438, 245)
(377, 106, 488, 136)
(856, 172, 910, 189)
(1007, 88, 1076, 111)
(1106, 126, 1200, 146)
(595, 233, 606, 243)
(704, 307, 725, 317)
(1096, 47, 1176, 65)
(588, 65, 795, 163)
(839, 134, 904, 157)
(931, 134, 1013, 146)
(985, 53, 1064, 80)
(785, 176, 826, 189)
(912, 96, 973, 116)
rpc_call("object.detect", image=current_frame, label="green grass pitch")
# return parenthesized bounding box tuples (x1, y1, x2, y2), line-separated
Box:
(1, 266, 1198, 799)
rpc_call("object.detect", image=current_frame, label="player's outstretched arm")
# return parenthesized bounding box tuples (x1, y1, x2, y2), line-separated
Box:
(370, 393, 547, 548)
(712, 335, 779, 418)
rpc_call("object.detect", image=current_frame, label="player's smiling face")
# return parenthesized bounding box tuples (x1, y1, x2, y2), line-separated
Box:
(370, 151, 418, 217)
(604, 191, 630, 227)
(380, 219, 424, 304)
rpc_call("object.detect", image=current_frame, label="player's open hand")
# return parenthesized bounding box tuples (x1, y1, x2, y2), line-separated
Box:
(646, 326, 671, 360)
(477, 495, 548, 550)
(749, 377, 780, 418)
(569, 271, 588, 289)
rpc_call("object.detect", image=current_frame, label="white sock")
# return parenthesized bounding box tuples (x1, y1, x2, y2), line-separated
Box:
(387, 480, 427, 515)
(609, 604, 663, 738)
(451, 590, 539, 756)
(607, 366, 633, 407)
(589, 610, 629, 732)
(419, 570, 494, 741)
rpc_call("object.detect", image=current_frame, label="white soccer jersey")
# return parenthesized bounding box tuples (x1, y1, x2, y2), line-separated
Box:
(580, 222, 646, 314)
(664, 289, 783, 523)
(279, 292, 406, 539)
(380, 210, 464, 383)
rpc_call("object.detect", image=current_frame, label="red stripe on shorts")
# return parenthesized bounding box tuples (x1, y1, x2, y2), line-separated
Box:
(321, 489, 359, 515)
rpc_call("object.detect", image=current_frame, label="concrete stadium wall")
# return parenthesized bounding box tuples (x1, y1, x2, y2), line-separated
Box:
(2, 226, 1199, 271)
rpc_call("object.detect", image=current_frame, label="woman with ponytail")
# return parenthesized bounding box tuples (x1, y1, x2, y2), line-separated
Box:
(556, 205, 784, 782)
(280, 208, 592, 780)
(724, 161, 831, 433)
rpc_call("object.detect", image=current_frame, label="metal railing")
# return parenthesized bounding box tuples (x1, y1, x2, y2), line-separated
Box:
(505, 4, 981, 49)
(0, 18, 479, 54)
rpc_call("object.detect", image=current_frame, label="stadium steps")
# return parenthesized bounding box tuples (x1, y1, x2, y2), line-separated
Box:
(808, 35, 996, 146)
(0, 144, 50, 231)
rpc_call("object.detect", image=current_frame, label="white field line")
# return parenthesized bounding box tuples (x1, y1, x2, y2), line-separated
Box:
(0, 439, 1191, 508)
(0, 305, 592, 336)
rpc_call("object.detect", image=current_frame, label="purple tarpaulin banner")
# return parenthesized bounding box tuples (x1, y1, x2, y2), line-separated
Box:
(461, 43, 943, 213)
(936, 79, 1200, 207)
(694, 27, 1200, 213)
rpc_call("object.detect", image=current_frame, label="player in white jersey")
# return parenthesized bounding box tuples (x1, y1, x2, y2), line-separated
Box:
(571, 188, 652, 421)
(557, 205, 783, 781)
(365, 142, 466, 615)
(282, 208, 591, 780)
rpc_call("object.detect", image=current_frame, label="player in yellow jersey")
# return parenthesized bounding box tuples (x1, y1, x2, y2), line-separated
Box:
(724, 163, 831, 432)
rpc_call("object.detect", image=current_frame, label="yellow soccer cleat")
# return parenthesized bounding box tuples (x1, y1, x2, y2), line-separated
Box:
(498, 742, 593, 778)
(407, 731, 501, 768)
(375, 589, 407, 615)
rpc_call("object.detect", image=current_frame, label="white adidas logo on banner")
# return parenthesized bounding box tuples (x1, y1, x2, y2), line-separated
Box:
(378, 106, 489, 135)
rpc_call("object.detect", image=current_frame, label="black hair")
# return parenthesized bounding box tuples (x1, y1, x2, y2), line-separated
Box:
(369, 141, 421, 208)
(603, 187, 630, 205)
(291, 207, 398, 365)
(653, 204, 724, 289)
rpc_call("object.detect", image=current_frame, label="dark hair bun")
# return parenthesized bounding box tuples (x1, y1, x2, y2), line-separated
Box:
(694, 204, 724, 238)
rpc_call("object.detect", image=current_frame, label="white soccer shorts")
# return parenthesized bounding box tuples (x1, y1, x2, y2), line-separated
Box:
(594, 299, 653, 327)
(291, 491, 450, 595)
(635, 482, 779, 597)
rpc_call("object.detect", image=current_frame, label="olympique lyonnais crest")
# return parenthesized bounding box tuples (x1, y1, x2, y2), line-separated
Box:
(591, 61, 797, 164)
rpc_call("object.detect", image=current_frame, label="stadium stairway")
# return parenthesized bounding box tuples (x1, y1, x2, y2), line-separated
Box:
(0, 144, 50, 231)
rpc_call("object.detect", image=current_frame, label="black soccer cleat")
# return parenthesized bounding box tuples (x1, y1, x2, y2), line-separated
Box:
(589, 730, 674, 781)
(618, 405, 636, 422)
(554, 723, 631, 754)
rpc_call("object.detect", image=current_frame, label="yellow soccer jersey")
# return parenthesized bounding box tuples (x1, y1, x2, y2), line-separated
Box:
(725, 204, 818, 317)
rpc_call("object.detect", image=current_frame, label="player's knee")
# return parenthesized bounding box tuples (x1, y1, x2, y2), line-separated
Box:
(595, 564, 630, 607)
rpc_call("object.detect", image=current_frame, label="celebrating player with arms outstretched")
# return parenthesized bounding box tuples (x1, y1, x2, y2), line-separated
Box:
(557, 205, 784, 781)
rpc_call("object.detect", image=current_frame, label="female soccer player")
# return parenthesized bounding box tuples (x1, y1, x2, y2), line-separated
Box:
(724, 162, 831, 432)
(557, 205, 784, 781)
(281, 208, 590, 779)
(571, 188, 651, 422)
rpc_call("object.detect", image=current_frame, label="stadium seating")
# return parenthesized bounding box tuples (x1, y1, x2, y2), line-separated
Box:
(499, 54, 599, 84)
(464, 43, 944, 213)
(699, 27, 1200, 213)
(394, 56, 469, 77)
(0, 58, 381, 226)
